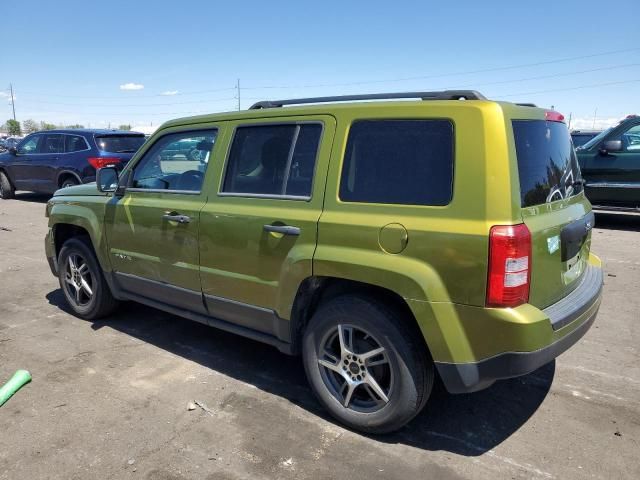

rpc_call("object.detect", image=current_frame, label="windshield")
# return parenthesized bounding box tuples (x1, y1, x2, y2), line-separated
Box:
(94, 135, 145, 153)
(579, 127, 614, 150)
(513, 120, 583, 207)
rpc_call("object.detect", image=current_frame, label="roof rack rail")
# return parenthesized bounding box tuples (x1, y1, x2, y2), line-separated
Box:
(516, 102, 538, 107)
(249, 90, 486, 109)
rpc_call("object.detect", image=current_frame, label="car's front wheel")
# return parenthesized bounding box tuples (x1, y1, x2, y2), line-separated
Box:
(302, 295, 434, 434)
(0, 171, 15, 199)
(58, 237, 119, 319)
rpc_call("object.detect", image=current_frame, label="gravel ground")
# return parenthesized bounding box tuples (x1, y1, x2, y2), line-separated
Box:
(0, 193, 638, 480)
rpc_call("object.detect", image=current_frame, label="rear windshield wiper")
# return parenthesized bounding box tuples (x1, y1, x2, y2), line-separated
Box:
(115, 149, 137, 153)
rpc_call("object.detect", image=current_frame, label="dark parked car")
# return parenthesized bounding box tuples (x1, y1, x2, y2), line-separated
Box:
(0, 129, 145, 199)
(576, 115, 640, 210)
(571, 129, 601, 148)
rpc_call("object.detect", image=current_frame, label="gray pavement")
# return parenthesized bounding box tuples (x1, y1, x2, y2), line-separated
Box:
(0, 193, 638, 479)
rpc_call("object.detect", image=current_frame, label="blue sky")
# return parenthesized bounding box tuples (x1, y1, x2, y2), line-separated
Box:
(1, 0, 638, 131)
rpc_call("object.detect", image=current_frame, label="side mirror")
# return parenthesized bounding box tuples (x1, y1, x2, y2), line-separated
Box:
(600, 140, 622, 155)
(96, 167, 119, 193)
(8, 147, 17, 155)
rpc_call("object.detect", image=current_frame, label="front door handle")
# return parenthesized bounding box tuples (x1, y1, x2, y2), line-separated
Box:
(263, 224, 301, 236)
(163, 213, 191, 224)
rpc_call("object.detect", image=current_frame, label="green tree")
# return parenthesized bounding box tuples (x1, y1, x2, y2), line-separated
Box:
(65, 124, 85, 129)
(118, 124, 132, 131)
(22, 119, 39, 134)
(6, 119, 21, 135)
(39, 121, 57, 131)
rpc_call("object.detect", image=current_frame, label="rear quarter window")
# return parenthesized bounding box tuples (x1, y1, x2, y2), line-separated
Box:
(95, 135, 145, 153)
(339, 120, 454, 206)
(513, 120, 583, 207)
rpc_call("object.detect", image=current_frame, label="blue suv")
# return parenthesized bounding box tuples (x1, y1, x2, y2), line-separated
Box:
(0, 129, 145, 199)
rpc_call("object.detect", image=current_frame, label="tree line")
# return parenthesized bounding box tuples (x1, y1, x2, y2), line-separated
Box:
(1, 119, 132, 135)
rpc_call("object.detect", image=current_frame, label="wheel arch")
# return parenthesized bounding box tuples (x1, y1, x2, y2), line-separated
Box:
(49, 204, 110, 272)
(56, 170, 82, 188)
(0, 166, 15, 187)
(288, 276, 433, 357)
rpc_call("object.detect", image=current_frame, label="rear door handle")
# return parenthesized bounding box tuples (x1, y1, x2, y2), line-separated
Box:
(263, 224, 301, 236)
(163, 213, 191, 224)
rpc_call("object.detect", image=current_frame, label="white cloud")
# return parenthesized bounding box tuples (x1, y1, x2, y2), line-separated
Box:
(0, 91, 14, 104)
(160, 90, 179, 96)
(120, 82, 144, 91)
(569, 117, 621, 131)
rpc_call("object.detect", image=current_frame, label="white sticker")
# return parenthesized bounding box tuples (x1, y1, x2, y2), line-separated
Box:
(547, 235, 560, 254)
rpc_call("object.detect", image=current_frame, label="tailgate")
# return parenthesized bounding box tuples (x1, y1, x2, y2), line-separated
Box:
(513, 118, 592, 309)
(522, 200, 593, 308)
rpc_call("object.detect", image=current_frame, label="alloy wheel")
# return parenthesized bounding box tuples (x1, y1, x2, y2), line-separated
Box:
(317, 324, 394, 413)
(63, 253, 94, 306)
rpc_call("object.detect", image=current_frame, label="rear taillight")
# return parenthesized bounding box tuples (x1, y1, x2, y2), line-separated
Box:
(88, 157, 121, 169)
(486, 223, 531, 308)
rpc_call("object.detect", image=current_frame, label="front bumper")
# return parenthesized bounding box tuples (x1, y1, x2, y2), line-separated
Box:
(435, 260, 603, 393)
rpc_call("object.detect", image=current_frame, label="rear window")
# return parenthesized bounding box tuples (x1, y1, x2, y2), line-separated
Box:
(339, 120, 454, 206)
(94, 135, 145, 153)
(513, 120, 583, 207)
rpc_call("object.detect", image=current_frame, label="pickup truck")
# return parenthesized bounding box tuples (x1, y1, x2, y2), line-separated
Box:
(576, 115, 640, 210)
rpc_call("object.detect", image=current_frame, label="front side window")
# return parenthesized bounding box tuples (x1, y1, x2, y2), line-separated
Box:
(65, 135, 88, 153)
(18, 135, 41, 154)
(620, 124, 640, 152)
(222, 123, 322, 198)
(131, 130, 217, 192)
(340, 120, 454, 206)
(39, 134, 65, 154)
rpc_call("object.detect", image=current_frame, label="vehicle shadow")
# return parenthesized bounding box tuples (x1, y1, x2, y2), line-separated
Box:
(46, 289, 553, 456)
(594, 212, 640, 232)
(11, 192, 52, 203)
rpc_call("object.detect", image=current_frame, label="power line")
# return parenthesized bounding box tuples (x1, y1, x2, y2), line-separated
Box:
(14, 96, 238, 108)
(241, 47, 640, 90)
(12, 46, 640, 101)
(496, 78, 640, 98)
(16, 86, 237, 99)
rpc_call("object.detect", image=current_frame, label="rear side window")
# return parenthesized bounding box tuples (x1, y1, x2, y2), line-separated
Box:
(65, 135, 88, 153)
(340, 120, 454, 206)
(39, 134, 64, 154)
(95, 135, 145, 153)
(222, 124, 322, 198)
(513, 120, 583, 207)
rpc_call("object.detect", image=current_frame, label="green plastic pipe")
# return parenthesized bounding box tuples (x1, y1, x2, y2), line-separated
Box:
(0, 370, 32, 407)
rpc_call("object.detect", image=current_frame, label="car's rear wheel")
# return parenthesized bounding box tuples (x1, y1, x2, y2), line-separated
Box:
(58, 237, 119, 320)
(302, 295, 434, 434)
(0, 171, 15, 199)
(60, 177, 79, 189)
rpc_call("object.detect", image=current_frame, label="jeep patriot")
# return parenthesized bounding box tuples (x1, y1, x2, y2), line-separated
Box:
(44, 90, 603, 433)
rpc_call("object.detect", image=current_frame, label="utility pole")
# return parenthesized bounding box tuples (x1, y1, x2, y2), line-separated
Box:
(592, 108, 598, 129)
(236, 78, 241, 111)
(9, 83, 16, 121)
(567, 112, 572, 130)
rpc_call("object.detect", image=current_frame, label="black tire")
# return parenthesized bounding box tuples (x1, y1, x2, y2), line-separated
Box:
(58, 237, 119, 320)
(302, 295, 434, 434)
(60, 177, 79, 189)
(0, 171, 15, 199)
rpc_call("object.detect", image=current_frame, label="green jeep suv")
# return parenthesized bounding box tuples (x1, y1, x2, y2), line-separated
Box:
(45, 91, 603, 433)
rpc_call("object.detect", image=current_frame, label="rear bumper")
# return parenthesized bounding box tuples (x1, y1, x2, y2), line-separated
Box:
(435, 260, 603, 393)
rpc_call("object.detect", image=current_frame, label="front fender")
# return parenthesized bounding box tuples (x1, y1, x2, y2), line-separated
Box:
(48, 197, 111, 272)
